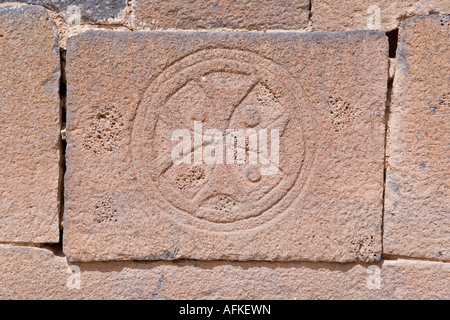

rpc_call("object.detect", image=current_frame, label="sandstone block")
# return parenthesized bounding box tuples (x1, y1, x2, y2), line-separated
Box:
(311, 0, 450, 32)
(133, 0, 310, 30)
(64, 30, 388, 262)
(384, 15, 450, 260)
(0, 0, 128, 23)
(0, 5, 60, 243)
(0, 246, 448, 299)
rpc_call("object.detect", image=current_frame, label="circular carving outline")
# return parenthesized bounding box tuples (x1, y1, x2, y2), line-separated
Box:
(130, 48, 316, 233)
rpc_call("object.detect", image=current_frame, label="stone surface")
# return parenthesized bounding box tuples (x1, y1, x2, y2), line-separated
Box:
(0, 5, 60, 243)
(384, 15, 450, 261)
(0, 0, 128, 23)
(64, 30, 388, 263)
(311, 0, 450, 32)
(0, 246, 449, 299)
(133, 0, 309, 30)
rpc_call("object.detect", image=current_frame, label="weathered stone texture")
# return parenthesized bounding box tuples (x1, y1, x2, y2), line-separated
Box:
(0, 0, 127, 23)
(311, 0, 450, 32)
(64, 30, 387, 263)
(384, 15, 450, 261)
(0, 246, 448, 299)
(133, 0, 309, 30)
(0, 5, 60, 243)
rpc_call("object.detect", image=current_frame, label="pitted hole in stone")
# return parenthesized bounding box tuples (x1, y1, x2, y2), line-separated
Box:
(175, 166, 206, 190)
(94, 198, 118, 223)
(199, 194, 240, 223)
(217, 196, 235, 215)
(82, 106, 125, 153)
(326, 96, 355, 133)
(351, 234, 378, 262)
(438, 92, 450, 110)
(431, 92, 450, 113)
(440, 16, 450, 27)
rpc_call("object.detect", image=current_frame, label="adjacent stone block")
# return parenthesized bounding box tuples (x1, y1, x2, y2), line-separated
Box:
(65, 30, 387, 262)
(0, 246, 449, 299)
(0, 0, 128, 23)
(0, 5, 60, 243)
(384, 15, 450, 261)
(133, 0, 309, 30)
(311, 0, 450, 32)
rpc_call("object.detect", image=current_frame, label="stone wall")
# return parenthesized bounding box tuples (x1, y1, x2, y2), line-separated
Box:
(0, 1, 448, 299)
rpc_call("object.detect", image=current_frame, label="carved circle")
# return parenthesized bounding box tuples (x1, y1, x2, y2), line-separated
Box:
(131, 49, 315, 232)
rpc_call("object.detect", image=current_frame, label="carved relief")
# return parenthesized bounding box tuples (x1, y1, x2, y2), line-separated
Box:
(131, 49, 315, 232)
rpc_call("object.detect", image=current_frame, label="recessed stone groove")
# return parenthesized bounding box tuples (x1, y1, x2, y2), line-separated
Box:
(381, 32, 397, 259)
